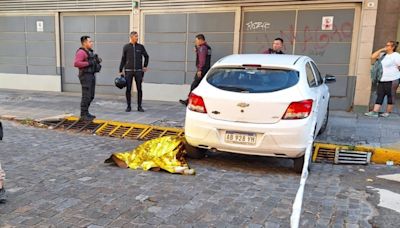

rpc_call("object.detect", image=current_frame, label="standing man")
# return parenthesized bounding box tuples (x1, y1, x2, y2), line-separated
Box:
(119, 31, 149, 112)
(0, 123, 5, 203)
(263, 37, 284, 54)
(180, 34, 212, 106)
(74, 35, 100, 120)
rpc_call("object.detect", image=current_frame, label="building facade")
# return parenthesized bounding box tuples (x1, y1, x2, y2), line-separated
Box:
(0, 0, 391, 111)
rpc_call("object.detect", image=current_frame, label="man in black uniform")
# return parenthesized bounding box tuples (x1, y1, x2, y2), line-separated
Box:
(119, 31, 149, 112)
(180, 34, 212, 106)
(74, 36, 101, 120)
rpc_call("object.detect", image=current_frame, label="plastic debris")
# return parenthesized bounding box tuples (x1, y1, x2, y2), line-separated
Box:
(386, 160, 394, 166)
(105, 136, 195, 175)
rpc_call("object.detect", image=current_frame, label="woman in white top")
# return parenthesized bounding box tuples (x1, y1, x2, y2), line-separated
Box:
(365, 41, 400, 117)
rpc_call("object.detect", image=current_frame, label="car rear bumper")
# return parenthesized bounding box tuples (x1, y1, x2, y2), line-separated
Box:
(184, 111, 315, 158)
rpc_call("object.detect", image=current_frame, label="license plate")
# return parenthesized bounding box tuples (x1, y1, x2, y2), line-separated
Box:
(225, 131, 257, 145)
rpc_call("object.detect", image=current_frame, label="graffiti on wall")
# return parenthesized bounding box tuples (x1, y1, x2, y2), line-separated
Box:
(244, 20, 353, 57)
(246, 21, 271, 31)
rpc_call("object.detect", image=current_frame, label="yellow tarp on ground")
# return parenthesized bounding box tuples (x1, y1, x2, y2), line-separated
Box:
(106, 136, 195, 175)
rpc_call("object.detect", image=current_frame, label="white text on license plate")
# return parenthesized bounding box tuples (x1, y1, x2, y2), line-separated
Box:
(225, 131, 256, 145)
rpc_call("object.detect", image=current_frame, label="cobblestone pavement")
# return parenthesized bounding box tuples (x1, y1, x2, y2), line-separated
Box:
(1, 121, 399, 227)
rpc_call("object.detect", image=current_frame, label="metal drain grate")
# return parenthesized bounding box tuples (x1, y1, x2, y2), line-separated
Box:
(313, 143, 372, 165)
(41, 116, 184, 142)
(314, 147, 336, 163)
(335, 149, 371, 164)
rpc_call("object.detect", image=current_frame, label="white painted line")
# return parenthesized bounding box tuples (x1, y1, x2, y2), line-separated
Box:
(377, 173, 400, 183)
(290, 116, 317, 228)
(368, 187, 400, 213)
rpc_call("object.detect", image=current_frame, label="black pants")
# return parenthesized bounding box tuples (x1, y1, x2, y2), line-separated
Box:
(79, 73, 96, 116)
(125, 71, 144, 108)
(189, 71, 207, 95)
(376, 81, 394, 105)
(392, 79, 400, 104)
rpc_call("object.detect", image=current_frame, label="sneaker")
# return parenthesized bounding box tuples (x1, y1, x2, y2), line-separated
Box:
(87, 113, 96, 119)
(80, 114, 95, 121)
(364, 111, 379, 117)
(380, 112, 390, 118)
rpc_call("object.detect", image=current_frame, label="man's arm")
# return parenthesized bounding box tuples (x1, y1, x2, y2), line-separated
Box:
(142, 45, 149, 68)
(74, 50, 89, 69)
(119, 45, 127, 73)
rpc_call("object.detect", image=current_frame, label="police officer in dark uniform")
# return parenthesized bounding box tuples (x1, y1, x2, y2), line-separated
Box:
(119, 31, 149, 112)
(74, 36, 101, 120)
(180, 34, 212, 106)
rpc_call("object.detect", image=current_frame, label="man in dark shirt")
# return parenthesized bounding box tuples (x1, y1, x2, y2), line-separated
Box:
(179, 34, 212, 106)
(119, 31, 149, 112)
(263, 37, 285, 54)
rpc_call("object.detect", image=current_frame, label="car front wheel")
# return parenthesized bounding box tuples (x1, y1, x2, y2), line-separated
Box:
(184, 142, 206, 159)
(318, 105, 329, 136)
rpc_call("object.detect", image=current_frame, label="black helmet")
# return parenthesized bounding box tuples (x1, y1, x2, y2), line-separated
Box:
(115, 75, 127, 89)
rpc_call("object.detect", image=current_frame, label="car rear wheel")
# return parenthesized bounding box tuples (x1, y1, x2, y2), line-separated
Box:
(293, 156, 304, 174)
(293, 154, 312, 174)
(184, 143, 206, 159)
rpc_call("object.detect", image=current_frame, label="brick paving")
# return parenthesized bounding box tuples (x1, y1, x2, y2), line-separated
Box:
(1, 89, 400, 227)
(1, 121, 399, 227)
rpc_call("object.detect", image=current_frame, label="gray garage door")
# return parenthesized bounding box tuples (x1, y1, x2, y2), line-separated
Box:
(241, 9, 356, 111)
(144, 12, 235, 85)
(0, 15, 56, 75)
(61, 14, 130, 93)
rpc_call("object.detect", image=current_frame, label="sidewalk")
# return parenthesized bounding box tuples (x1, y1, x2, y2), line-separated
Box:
(0, 89, 399, 149)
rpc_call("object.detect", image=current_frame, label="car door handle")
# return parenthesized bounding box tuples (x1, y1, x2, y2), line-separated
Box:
(212, 111, 220, 115)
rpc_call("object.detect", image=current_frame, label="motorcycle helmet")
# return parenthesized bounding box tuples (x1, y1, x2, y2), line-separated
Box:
(115, 75, 127, 89)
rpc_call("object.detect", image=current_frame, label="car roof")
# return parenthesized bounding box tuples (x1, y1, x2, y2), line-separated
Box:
(213, 54, 308, 68)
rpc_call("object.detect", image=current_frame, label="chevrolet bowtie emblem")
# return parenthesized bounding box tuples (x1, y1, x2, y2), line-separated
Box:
(237, 102, 250, 108)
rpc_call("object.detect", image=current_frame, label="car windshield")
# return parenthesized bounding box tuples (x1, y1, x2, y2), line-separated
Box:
(206, 67, 299, 93)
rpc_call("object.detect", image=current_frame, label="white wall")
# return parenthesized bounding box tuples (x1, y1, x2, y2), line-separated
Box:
(0, 73, 61, 92)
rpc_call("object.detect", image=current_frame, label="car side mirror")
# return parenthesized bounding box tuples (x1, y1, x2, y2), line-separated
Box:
(324, 74, 336, 84)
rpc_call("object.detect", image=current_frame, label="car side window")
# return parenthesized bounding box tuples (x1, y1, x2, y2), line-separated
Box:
(310, 62, 323, 85)
(306, 62, 317, 87)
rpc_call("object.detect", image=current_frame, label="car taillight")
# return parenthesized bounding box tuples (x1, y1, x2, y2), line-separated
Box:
(282, 99, 313, 120)
(188, 93, 207, 113)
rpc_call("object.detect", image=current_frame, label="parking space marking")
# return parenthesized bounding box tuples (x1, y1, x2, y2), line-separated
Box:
(377, 173, 400, 183)
(368, 187, 400, 213)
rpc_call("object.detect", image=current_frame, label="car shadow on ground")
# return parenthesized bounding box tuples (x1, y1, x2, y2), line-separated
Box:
(188, 151, 296, 175)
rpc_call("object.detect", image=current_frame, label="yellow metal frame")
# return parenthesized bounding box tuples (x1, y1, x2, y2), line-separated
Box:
(65, 116, 184, 140)
(313, 142, 400, 165)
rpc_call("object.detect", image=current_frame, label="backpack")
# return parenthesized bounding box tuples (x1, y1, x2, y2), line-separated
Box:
(370, 54, 386, 84)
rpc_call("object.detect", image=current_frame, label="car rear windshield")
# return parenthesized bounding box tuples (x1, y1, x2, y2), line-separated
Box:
(206, 67, 299, 93)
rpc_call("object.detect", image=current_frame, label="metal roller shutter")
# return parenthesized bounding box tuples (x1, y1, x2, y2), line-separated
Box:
(0, 0, 132, 12)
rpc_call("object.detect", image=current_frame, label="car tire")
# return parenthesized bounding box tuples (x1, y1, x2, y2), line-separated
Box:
(318, 105, 329, 136)
(293, 154, 312, 174)
(293, 155, 304, 174)
(184, 142, 206, 159)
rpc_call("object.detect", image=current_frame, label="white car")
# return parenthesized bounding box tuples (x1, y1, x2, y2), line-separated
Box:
(184, 54, 335, 173)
